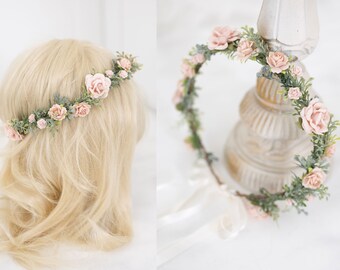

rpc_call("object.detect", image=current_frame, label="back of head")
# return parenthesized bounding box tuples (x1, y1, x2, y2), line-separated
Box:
(0, 39, 145, 269)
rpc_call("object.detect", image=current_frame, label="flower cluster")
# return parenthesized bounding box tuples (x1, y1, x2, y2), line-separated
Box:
(4, 52, 141, 141)
(174, 26, 339, 219)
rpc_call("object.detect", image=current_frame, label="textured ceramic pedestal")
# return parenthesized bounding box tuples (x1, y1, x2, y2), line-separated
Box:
(224, 0, 319, 193)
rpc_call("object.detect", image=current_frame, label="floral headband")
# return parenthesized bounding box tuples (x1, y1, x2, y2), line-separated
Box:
(4, 52, 141, 141)
(173, 26, 339, 219)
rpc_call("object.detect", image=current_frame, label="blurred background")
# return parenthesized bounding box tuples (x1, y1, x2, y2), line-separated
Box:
(158, 0, 340, 270)
(0, 0, 156, 109)
(0, 1, 156, 269)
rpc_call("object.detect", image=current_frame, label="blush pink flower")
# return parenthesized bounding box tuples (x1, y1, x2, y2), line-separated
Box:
(287, 87, 302, 100)
(285, 199, 294, 206)
(117, 58, 132, 71)
(181, 61, 195, 78)
(48, 104, 67, 121)
(4, 124, 23, 141)
(118, 70, 128, 79)
(28, 114, 36, 123)
(302, 167, 326, 189)
(184, 136, 194, 150)
(245, 201, 269, 220)
(74, 102, 91, 118)
(85, 73, 111, 99)
(105, 70, 114, 78)
(208, 26, 240, 50)
(191, 53, 205, 65)
(300, 98, 330, 135)
(266, 51, 290, 73)
(172, 81, 184, 105)
(37, 119, 47, 129)
(290, 64, 303, 77)
(237, 39, 255, 62)
(325, 144, 336, 158)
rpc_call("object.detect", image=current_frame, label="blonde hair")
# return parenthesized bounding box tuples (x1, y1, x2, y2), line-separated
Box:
(0, 40, 145, 269)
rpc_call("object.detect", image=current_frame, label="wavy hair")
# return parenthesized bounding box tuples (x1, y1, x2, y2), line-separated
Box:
(0, 40, 145, 269)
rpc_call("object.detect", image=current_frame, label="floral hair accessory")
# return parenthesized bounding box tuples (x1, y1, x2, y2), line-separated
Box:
(4, 52, 141, 141)
(174, 26, 339, 219)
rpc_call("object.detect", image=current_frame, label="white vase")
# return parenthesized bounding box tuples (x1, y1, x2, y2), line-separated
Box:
(224, 0, 319, 193)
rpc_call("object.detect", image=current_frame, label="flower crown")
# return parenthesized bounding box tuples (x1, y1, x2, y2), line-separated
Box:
(4, 52, 141, 141)
(174, 26, 339, 219)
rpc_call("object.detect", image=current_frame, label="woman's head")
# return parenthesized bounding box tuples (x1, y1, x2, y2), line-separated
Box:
(0, 39, 145, 269)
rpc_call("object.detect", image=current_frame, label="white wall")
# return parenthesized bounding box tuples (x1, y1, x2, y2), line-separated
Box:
(0, 0, 156, 108)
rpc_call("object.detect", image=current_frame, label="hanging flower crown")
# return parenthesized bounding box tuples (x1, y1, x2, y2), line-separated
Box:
(173, 26, 339, 219)
(4, 52, 142, 141)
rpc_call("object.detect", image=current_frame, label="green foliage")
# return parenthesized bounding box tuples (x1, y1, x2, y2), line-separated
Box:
(241, 26, 268, 65)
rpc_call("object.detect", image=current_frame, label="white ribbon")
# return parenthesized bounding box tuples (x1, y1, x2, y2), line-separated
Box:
(157, 161, 248, 266)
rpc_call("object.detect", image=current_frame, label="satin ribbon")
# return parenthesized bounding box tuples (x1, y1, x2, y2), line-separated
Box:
(157, 161, 248, 266)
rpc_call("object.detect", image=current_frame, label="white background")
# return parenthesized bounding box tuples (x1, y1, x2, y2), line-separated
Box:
(0, 1, 156, 269)
(0, 0, 156, 109)
(158, 0, 340, 270)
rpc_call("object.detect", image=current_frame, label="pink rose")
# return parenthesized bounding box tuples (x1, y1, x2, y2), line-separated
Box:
(191, 53, 205, 65)
(28, 114, 36, 123)
(105, 70, 114, 78)
(237, 39, 255, 62)
(37, 119, 47, 129)
(286, 199, 293, 206)
(184, 136, 194, 150)
(172, 81, 184, 105)
(302, 167, 326, 189)
(4, 124, 23, 141)
(287, 87, 302, 100)
(74, 102, 91, 118)
(300, 98, 330, 135)
(266, 51, 290, 73)
(48, 104, 67, 121)
(85, 73, 111, 99)
(118, 70, 128, 79)
(208, 26, 240, 50)
(325, 144, 336, 158)
(117, 58, 132, 71)
(181, 62, 195, 78)
(244, 200, 268, 220)
(290, 64, 303, 77)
